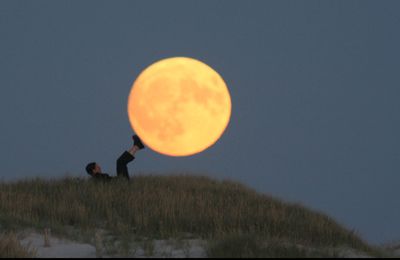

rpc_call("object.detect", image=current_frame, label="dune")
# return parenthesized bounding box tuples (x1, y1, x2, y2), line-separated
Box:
(0, 175, 388, 257)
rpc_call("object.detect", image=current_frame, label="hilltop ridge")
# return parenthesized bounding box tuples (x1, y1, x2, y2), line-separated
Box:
(0, 175, 383, 257)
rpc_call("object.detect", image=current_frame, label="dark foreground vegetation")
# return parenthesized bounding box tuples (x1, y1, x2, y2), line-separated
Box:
(0, 175, 381, 257)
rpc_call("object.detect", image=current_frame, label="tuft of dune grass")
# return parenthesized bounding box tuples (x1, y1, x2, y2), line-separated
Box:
(0, 175, 376, 256)
(0, 232, 37, 258)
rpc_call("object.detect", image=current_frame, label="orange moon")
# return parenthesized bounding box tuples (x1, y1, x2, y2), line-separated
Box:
(127, 57, 232, 157)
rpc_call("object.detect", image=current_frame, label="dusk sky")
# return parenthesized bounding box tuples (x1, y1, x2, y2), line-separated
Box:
(1, 1, 399, 245)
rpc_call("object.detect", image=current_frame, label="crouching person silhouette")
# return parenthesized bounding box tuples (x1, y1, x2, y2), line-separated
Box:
(85, 134, 145, 181)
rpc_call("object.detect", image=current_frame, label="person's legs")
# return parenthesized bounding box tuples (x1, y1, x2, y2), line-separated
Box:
(116, 146, 139, 180)
(116, 135, 145, 180)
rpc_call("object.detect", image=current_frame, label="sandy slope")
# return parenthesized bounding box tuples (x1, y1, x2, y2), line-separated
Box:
(17, 230, 394, 258)
(21, 233, 97, 258)
(19, 231, 207, 258)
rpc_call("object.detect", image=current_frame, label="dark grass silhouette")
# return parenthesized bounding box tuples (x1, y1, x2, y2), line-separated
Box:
(0, 232, 37, 257)
(0, 175, 380, 257)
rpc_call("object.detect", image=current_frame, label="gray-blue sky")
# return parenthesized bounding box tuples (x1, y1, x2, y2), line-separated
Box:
(1, 0, 399, 245)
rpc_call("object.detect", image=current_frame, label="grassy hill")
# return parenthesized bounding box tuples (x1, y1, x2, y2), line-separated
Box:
(0, 175, 382, 257)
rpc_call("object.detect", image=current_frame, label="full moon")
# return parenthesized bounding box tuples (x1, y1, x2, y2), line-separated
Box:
(127, 57, 232, 157)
